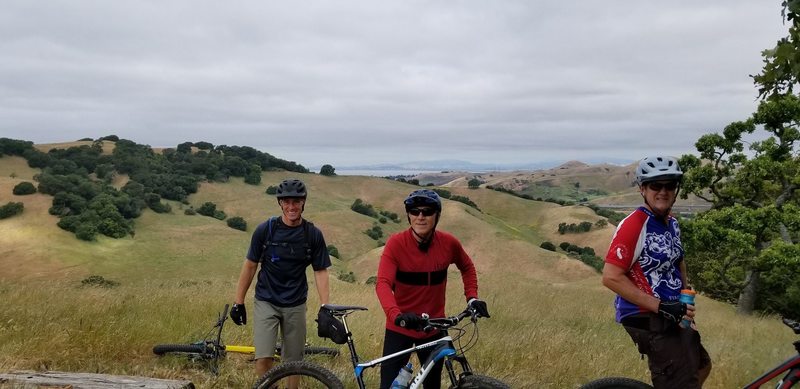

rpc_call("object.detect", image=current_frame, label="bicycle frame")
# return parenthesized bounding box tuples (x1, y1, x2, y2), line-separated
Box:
(338, 309, 472, 389)
(743, 318, 800, 389)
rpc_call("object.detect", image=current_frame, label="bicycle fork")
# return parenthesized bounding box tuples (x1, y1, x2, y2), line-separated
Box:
(408, 342, 458, 389)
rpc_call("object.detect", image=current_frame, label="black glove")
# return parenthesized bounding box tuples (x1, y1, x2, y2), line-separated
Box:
(230, 303, 247, 325)
(395, 312, 424, 330)
(658, 300, 686, 323)
(468, 298, 491, 318)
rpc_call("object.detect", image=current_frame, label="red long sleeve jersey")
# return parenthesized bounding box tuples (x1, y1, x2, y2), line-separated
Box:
(376, 228, 479, 339)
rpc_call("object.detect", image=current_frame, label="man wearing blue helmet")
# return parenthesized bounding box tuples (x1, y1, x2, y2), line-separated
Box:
(375, 189, 490, 389)
(602, 156, 711, 388)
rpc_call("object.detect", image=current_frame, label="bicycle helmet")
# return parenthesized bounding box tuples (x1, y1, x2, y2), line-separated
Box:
(403, 189, 442, 213)
(276, 179, 307, 199)
(635, 156, 683, 185)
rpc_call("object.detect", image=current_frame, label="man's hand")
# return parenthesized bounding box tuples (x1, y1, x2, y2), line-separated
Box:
(658, 300, 687, 323)
(230, 303, 247, 325)
(395, 312, 424, 330)
(468, 298, 491, 318)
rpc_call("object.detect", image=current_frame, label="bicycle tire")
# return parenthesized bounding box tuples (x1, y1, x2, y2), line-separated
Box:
(452, 374, 511, 389)
(252, 360, 344, 389)
(580, 377, 653, 389)
(153, 343, 209, 356)
(303, 346, 339, 357)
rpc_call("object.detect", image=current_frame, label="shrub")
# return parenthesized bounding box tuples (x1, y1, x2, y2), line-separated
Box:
(184, 208, 196, 215)
(213, 210, 227, 220)
(364, 224, 383, 240)
(75, 223, 97, 241)
(338, 271, 356, 283)
(81, 275, 119, 288)
(451, 195, 480, 211)
(540, 241, 556, 251)
(365, 276, 377, 285)
(351, 199, 378, 218)
(327, 245, 340, 258)
(379, 217, 387, 224)
(319, 164, 336, 176)
(265, 186, 278, 195)
(0, 202, 24, 219)
(227, 216, 247, 231)
(244, 171, 262, 185)
(432, 188, 452, 199)
(379, 210, 400, 223)
(468, 178, 482, 189)
(12, 182, 36, 195)
(197, 202, 218, 217)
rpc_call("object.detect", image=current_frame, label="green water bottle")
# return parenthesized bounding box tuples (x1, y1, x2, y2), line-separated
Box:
(679, 289, 696, 328)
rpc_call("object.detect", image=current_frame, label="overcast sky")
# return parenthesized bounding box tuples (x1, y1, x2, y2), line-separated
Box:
(0, 1, 788, 168)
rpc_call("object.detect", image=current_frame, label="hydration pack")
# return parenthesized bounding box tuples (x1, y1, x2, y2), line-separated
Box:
(259, 216, 314, 263)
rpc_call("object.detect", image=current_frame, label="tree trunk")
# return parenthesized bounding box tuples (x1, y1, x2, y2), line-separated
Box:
(737, 269, 760, 315)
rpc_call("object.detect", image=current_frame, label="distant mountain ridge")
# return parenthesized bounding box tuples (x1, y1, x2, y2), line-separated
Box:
(330, 157, 635, 172)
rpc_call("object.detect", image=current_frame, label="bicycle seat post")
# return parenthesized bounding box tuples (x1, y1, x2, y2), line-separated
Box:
(340, 312, 362, 369)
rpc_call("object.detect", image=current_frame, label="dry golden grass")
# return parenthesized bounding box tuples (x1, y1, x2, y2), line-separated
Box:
(0, 157, 795, 388)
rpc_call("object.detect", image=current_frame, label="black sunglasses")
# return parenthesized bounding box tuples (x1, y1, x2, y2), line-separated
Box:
(408, 208, 436, 217)
(647, 181, 679, 192)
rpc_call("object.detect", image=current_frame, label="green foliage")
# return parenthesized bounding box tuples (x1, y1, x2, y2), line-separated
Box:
(364, 224, 383, 240)
(558, 221, 593, 234)
(365, 275, 377, 285)
(338, 271, 356, 283)
(144, 193, 172, 214)
(0, 202, 24, 219)
(379, 216, 387, 224)
(319, 164, 336, 176)
(327, 244, 339, 258)
(379, 210, 400, 223)
(81, 275, 119, 288)
(184, 208, 196, 215)
(265, 186, 278, 195)
(226, 216, 247, 231)
(585, 204, 625, 225)
(595, 219, 608, 228)
(12, 181, 36, 195)
(678, 31, 800, 315)
(559, 242, 570, 251)
(197, 202, 218, 217)
(432, 188, 451, 199)
(540, 241, 556, 251)
(351, 199, 378, 218)
(468, 177, 482, 189)
(450, 195, 480, 211)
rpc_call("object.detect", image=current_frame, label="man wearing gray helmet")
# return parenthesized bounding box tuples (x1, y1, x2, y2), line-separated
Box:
(231, 178, 331, 377)
(602, 156, 711, 388)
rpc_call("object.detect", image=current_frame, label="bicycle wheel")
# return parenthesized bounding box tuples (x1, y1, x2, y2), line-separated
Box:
(253, 360, 344, 389)
(453, 374, 511, 389)
(152, 343, 209, 356)
(580, 377, 653, 389)
(303, 346, 339, 357)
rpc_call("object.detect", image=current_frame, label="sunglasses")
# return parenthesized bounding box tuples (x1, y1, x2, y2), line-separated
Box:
(647, 181, 679, 192)
(408, 208, 436, 217)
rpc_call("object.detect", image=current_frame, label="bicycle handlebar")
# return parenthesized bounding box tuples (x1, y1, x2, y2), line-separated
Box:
(783, 317, 800, 334)
(420, 308, 479, 332)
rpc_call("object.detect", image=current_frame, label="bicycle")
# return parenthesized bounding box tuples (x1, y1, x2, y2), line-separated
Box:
(153, 304, 339, 375)
(253, 303, 510, 389)
(581, 318, 800, 389)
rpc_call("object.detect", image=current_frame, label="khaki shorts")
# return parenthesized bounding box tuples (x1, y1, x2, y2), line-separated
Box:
(622, 314, 711, 389)
(253, 300, 307, 361)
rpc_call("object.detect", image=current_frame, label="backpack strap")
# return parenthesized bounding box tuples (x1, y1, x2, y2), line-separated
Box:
(260, 216, 314, 263)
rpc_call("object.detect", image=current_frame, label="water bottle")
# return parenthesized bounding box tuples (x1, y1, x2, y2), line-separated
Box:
(390, 362, 413, 389)
(679, 289, 696, 328)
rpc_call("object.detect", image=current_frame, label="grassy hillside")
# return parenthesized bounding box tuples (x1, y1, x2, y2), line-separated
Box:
(0, 153, 795, 388)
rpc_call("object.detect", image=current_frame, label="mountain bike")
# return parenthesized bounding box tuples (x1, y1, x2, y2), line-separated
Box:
(153, 304, 338, 375)
(580, 318, 800, 389)
(253, 303, 509, 389)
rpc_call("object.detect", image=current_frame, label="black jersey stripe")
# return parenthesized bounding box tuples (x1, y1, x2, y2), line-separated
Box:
(395, 269, 447, 286)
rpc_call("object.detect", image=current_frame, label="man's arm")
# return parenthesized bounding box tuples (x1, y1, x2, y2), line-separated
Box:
(679, 260, 689, 288)
(602, 262, 659, 313)
(234, 259, 258, 304)
(313, 268, 330, 305)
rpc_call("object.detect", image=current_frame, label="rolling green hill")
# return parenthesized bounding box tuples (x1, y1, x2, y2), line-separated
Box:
(0, 146, 795, 388)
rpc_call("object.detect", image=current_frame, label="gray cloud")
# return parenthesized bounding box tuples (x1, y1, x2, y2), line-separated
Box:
(0, 0, 787, 167)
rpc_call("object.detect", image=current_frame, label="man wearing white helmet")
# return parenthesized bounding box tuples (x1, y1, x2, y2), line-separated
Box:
(602, 156, 711, 388)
